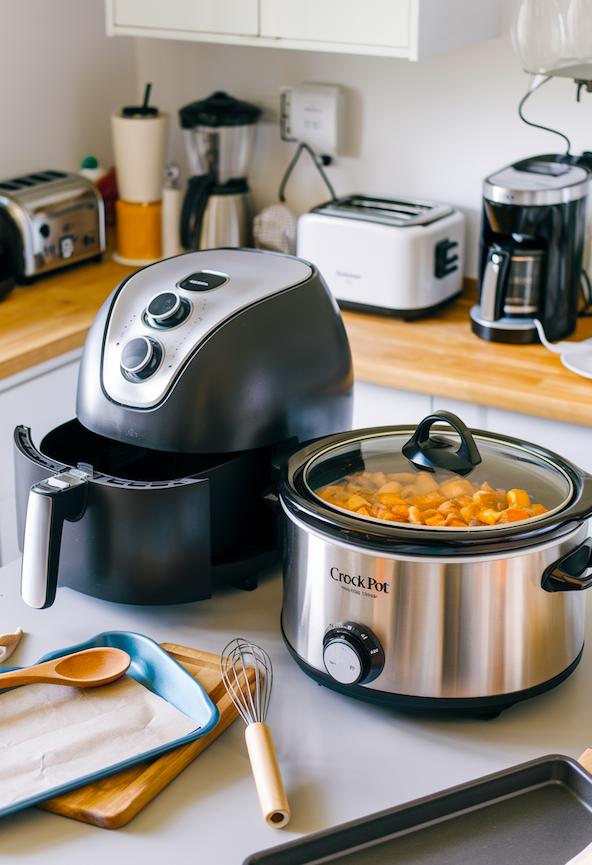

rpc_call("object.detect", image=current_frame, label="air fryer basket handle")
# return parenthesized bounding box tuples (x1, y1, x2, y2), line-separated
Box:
(21, 471, 89, 609)
(542, 538, 592, 592)
(402, 411, 482, 477)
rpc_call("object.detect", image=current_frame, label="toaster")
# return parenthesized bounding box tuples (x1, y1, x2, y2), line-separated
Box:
(0, 170, 105, 281)
(296, 195, 465, 318)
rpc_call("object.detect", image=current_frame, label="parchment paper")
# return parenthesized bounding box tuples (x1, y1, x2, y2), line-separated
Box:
(0, 674, 199, 809)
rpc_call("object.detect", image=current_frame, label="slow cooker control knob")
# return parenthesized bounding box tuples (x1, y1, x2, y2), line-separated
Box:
(322, 622, 384, 686)
(120, 336, 163, 380)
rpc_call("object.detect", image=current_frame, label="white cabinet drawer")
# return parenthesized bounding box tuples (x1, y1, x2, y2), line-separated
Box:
(260, 0, 410, 50)
(111, 0, 259, 37)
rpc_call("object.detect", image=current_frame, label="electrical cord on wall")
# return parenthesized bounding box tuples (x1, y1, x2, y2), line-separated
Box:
(579, 270, 592, 316)
(518, 75, 572, 155)
(278, 141, 337, 203)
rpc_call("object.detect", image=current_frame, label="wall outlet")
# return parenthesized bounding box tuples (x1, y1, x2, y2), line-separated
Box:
(280, 84, 343, 156)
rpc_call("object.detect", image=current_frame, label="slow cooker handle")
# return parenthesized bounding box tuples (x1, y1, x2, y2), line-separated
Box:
(542, 538, 592, 592)
(20, 469, 89, 609)
(402, 411, 482, 476)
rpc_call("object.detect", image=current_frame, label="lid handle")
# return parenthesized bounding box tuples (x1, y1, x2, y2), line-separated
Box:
(402, 411, 482, 476)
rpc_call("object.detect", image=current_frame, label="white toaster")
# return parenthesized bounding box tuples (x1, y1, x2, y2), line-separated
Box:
(296, 195, 465, 318)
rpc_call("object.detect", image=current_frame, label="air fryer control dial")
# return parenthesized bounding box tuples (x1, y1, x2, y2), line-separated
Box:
(145, 291, 191, 328)
(120, 336, 163, 380)
(322, 622, 384, 686)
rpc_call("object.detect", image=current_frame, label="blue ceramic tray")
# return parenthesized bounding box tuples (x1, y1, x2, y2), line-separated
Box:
(0, 630, 219, 819)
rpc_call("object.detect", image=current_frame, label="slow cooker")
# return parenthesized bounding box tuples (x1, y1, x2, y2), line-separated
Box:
(274, 411, 592, 716)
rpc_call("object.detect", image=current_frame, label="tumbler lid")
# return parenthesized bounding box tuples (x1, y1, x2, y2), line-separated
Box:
(179, 91, 262, 129)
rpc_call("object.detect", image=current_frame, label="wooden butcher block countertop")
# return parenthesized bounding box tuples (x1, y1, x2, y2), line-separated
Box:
(0, 250, 136, 380)
(1, 249, 592, 426)
(341, 285, 592, 427)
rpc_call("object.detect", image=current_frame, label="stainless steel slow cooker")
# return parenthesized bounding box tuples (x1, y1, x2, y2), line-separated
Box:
(274, 411, 592, 716)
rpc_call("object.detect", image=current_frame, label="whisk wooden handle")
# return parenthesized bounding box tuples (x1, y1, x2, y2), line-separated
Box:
(244, 721, 290, 829)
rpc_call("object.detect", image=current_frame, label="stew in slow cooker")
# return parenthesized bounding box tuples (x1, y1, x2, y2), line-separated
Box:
(317, 470, 548, 528)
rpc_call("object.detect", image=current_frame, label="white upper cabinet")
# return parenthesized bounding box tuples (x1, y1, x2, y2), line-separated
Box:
(106, 0, 501, 60)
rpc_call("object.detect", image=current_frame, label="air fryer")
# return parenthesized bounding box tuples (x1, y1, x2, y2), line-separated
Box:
(14, 248, 353, 608)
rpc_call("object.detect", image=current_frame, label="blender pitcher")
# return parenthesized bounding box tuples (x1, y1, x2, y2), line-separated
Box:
(179, 91, 262, 251)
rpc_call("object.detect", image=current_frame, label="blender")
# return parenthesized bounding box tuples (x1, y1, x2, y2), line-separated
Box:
(179, 91, 262, 250)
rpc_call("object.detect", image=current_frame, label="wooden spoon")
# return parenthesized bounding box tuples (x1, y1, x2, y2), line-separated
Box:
(0, 647, 131, 689)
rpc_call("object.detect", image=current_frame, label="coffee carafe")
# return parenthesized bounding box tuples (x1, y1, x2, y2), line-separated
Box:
(179, 91, 262, 251)
(470, 155, 590, 344)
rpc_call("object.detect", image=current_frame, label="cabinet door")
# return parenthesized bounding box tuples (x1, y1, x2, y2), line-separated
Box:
(486, 408, 592, 477)
(353, 382, 432, 429)
(260, 0, 411, 49)
(0, 353, 80, 566)
(112, 0, 259, 36)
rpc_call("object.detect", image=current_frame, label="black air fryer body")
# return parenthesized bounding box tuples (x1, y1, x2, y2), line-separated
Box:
(14, 248, 353, 608)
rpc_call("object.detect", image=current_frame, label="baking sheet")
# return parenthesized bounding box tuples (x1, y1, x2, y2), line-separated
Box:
(243, 756, 592, 865)
(0, 631, 219, 819)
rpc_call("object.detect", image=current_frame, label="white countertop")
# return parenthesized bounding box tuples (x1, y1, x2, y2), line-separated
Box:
(1, 556, 592, 863)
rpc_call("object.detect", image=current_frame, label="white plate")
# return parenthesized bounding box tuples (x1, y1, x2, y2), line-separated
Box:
(561, 351, 592, 379)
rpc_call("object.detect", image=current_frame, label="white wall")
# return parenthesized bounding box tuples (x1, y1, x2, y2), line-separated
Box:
(2, 2, 588, 279)
(0, 0, 136, 177)
(129, 0, 592, 278)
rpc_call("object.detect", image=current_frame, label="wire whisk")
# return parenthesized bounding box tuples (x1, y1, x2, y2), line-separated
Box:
(221, 638, 290, 828)
(221, 638, 273, 725)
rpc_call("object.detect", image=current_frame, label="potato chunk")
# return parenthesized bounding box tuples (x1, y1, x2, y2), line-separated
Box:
(376, 481, 403, 495)
(345, 494, 371, 511)
(373, 492, 407, 508)
(507, 489, 532, 509)
(473, 490, 508, 511)
(439, 478, 475, 499)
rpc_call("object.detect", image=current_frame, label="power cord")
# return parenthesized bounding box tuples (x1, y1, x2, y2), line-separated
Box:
(278, 141, 337, 203)
(579, 269, 592, 316)
(518, 75, 572, 154)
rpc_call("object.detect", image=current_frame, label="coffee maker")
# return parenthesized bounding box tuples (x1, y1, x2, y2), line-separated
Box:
(179, 92, 262, 251)
(470, 155, 590, 344)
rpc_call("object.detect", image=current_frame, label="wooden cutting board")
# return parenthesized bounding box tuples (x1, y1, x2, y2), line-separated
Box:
(36, 643, 251, 829)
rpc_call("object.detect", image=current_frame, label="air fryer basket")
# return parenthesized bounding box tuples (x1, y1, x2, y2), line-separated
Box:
(38, 419, 278, 562)
(14, 420, 280, 604)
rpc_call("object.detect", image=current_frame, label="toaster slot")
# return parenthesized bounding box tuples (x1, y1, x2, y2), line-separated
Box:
(314, 195, 454, 227)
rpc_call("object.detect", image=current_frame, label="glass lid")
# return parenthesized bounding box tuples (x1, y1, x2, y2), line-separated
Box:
(303, 412, 574, 532)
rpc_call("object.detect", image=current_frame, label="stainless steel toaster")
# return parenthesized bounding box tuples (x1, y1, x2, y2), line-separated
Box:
(0, 170, 105, 281)
(297, 195, 465, 319)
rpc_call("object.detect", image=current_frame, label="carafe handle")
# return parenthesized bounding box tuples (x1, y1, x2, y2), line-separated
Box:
(480, 245, 511, 322)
